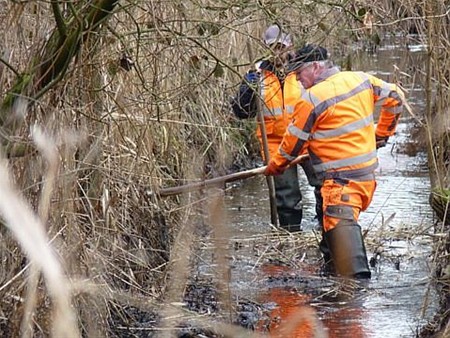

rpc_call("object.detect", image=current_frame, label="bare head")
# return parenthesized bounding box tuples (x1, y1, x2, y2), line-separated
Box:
(263, 25, 293, 68)
(295, 60, 330, 88)
(289, 44, 330, 88)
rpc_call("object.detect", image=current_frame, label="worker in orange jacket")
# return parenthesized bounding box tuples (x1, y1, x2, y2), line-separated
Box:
(232, 25, 322, 232)
(265, 44, 404, 278)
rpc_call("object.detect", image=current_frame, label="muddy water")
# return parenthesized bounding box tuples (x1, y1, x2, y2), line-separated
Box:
(219, 37, 439, 337)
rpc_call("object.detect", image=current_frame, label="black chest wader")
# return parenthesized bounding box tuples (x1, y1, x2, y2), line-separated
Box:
(273, 165, 303, 232)
(300, 159, 324, 227)
(323, 205, 371, 279)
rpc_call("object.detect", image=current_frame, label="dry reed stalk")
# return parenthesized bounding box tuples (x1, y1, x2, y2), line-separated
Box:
(21, 126, 60, 337)
(418, 3, 450, 334)
(3, 0, 450, 336)
(158, 224, 194, 337)
(157, 152, 201, 336)
(0, 161, 79, 336)
(207, 188, 233, 321)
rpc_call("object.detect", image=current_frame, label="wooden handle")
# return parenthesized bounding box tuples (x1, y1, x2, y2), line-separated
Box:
(158, 154, 309, 197)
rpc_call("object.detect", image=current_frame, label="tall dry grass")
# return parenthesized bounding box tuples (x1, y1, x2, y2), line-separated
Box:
(0, 0, 448, 336)
(0, 126, 79, 336)
(369, 1, 450, 336)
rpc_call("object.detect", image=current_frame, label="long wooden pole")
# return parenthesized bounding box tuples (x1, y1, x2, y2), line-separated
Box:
(246, 40, 279, 226)
(258, 109, 279, 226)
(158, 154, 309, 197)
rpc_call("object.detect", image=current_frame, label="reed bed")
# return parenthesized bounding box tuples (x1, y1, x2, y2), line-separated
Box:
(0, 0, 449, 336)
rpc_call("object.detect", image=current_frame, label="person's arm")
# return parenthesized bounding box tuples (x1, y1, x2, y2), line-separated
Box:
(230, 71, 260, 119)
(265, 93, 316, 175)
(369, 74, 404, 147)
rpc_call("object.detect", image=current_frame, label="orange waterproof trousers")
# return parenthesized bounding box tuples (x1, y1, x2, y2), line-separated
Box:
(321, 178, 377, 232)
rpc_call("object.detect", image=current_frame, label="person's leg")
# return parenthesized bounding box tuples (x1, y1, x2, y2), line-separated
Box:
(299, 160, 328, 262)
(321, 178, 376, 279)
(300, 160, 323, 225)
(273, 165, 302, 232)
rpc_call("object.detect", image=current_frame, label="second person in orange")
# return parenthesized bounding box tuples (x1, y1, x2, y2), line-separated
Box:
(232, 25, 322, 232)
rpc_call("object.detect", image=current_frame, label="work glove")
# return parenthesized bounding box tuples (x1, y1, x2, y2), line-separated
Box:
(264, 160, 285, 176)
(243, 70, 260, 86)
(375, 135, 389, 149)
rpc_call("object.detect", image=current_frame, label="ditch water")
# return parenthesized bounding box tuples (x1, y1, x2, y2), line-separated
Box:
(192, 36, 439, 338)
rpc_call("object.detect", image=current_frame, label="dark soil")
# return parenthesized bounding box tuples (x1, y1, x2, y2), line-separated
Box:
(107, 282, 271, 338)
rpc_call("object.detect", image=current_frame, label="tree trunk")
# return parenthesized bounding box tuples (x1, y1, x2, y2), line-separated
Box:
(0, 0, 121, 143)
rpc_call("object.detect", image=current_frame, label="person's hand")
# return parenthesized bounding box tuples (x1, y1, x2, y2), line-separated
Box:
(264, 161, 285, 176)
(375, 135, 389, 149)
(244, 70, 260, 86)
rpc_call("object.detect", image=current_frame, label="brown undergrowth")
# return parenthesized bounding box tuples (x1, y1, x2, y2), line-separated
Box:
(0, 0, 449, 336)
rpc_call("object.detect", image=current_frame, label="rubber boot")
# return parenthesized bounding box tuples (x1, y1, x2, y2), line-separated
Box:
(319, 236, 335, 276)
(279, 224, 302, 232)
(324, 222, 371, 279)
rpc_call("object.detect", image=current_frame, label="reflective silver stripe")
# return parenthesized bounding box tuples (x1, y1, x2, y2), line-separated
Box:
(312, 114, 374, 139)
(272, 107, 283, 115)
(301, 90, 322, 107)
(260, 74, 284, 117)
(350, 172, 376, 181)
(288, 124, 310, 140)
(259, 78, 265, 96)
(262, 106, 283, 116)
(374, 82, 395, 106)
(313, 150, 377, 172)
(309, 80, 372, 119)
(285, 105, 295, 114)
(280, 148, 297, 161)
(322, 163, 378, 180)
(384, 106, 402, 114)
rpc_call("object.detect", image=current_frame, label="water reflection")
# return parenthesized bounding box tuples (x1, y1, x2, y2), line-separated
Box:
(260, 288, 315, 337)
(257, 263, 323, 338)
(256, 263, 375, 338)
(321, 301, 369, 338)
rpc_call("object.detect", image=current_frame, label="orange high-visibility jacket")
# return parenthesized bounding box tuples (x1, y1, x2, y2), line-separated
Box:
(272, 68, 404, 178)
(257, 70, 301, 160)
